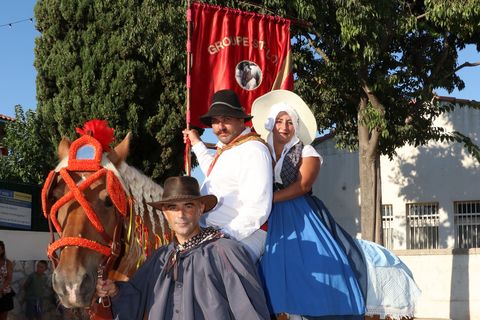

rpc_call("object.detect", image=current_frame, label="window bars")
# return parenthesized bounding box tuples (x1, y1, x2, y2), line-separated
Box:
(381, 204, 394, 249)
(406, 202, 440, 249)
(454, 200, 480, 249)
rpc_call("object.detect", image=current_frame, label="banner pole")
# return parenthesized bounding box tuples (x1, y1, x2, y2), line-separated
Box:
(184, 0, 192, 176)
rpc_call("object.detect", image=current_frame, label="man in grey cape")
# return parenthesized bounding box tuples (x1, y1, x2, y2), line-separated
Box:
(96, 176, 269, 320)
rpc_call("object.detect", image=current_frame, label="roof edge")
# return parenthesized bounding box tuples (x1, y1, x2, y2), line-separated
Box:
(0, 114, 15, 122)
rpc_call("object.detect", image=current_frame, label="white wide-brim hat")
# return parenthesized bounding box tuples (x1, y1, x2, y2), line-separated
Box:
(251, 90, 317, 144)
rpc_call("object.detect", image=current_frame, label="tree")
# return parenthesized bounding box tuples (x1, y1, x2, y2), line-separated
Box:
(30, 0, 480, 243)
(34, 0, 188, 182)
(254, 0, 480, 242)
(0, 105, 55, 184)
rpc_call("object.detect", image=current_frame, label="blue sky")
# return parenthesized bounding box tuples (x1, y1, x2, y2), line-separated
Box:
(1, 1, 479, 118)
(0, 0, 38, 118)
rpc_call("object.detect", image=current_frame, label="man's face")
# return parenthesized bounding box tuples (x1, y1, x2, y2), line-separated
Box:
(211, 116, 245, 144)
(161, 200, 204, 244)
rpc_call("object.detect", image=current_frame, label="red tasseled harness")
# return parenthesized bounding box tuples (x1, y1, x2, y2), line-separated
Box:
(42, 134, 129, 268)
(41, 133, 130, 319)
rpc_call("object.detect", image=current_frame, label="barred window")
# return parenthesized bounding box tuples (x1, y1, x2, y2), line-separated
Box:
(406, 202, 439, 249)
(454, 200, 480, 249)
(381, 204, 394, 249)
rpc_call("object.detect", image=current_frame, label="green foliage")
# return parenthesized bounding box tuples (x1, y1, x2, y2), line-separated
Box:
(0, 106, 55, 184)
(360, 102, 388, 138)
(28, 0, 479, 185)
(257, 1, 480, 236)
(425, 0, 480, 43)
(258, 0, 480, 160)
(34, 0, 187, 182)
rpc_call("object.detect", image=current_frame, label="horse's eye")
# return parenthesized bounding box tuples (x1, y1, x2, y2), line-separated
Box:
(104, 196, 113, 208)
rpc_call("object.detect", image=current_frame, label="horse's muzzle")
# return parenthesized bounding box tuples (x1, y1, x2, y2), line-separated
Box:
(53, 267, 97, 308)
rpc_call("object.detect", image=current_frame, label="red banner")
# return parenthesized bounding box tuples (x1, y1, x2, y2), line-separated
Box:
(189, 2, 293, 128)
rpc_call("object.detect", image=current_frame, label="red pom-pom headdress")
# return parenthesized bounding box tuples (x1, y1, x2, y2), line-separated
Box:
(75, 119, 115, 151)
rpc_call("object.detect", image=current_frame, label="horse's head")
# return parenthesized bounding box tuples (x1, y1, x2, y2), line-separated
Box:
(42, 133, 132, 308)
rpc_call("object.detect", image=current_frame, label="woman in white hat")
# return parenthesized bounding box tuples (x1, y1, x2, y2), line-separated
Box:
(252, 90, 420, 320)
(252, 90, 365, 319)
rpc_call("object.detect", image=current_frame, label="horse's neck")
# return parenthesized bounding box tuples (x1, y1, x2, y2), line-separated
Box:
(110, 162, 167, 280)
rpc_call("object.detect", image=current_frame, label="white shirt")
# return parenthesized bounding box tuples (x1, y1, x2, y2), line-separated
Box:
(192, 128, 273, 261)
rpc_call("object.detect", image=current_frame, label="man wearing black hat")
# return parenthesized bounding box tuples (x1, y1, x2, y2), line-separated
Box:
(183, 89, 273, 262)
(96, 176, 270, 320)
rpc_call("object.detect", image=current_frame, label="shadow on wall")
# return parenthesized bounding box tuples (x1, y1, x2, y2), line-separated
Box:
(388, 110, 478, 319)
(390, 109, 479, 245)
(390, 140, 479, 211)
(451, 253, 470, 319)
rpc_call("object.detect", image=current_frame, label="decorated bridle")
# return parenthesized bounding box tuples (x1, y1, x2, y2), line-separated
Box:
(41, 121, 129, 277)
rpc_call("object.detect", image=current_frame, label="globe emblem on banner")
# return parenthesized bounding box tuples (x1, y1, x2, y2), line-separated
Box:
(235, 60, 262, 91)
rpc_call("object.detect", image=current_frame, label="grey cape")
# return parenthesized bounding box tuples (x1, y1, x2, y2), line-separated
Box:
(111, 237, 270, 319)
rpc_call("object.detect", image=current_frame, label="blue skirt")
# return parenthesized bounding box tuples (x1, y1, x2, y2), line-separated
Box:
(259, 196, 365, 317)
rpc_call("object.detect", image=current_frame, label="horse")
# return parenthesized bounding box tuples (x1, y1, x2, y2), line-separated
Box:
(41, 130, 170, 312)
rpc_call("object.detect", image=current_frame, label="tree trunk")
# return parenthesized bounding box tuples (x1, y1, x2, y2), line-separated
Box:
(358, 145, 383, 244)
(357, 95, 383, 244)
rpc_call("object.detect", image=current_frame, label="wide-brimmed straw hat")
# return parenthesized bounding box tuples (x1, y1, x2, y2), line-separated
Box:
(200, 89, 253, 126)
(251, 90, 317, 144)
(147, 176, 217, 213)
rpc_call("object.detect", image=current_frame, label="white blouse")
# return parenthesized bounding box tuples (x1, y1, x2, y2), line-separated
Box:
(272, 140, 323, 185)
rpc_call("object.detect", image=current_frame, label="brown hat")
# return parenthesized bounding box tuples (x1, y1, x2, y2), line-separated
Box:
(200, 89, 253, 126)
(147, 176, 217, 213)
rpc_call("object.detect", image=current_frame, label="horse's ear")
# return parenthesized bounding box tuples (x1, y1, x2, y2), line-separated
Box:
(109, 132, 131, 166)
(58, 137, 71, 160)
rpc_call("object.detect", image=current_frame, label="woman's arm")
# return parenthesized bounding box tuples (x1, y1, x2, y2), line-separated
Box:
(273, 156, 320, 203)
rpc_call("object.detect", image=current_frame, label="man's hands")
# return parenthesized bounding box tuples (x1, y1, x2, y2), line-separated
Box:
(183, 129, 201, 145)
(96, 279, 119, 298)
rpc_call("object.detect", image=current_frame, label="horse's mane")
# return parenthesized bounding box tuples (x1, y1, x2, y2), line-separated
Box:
(117, 161, 164, 237)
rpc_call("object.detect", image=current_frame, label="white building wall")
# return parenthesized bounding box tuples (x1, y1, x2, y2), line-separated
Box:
(313, 138, 362, 237)
(313, 106, 480, 319)
(315, 107, 480, 248)
(400, 251, 480, 320)
(1, 230, 50, 260)
(380, 107, 480, 250)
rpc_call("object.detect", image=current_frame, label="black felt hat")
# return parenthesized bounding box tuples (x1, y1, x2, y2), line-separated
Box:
(200, 89, 253, 126)
(147, 176, 217, 213)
